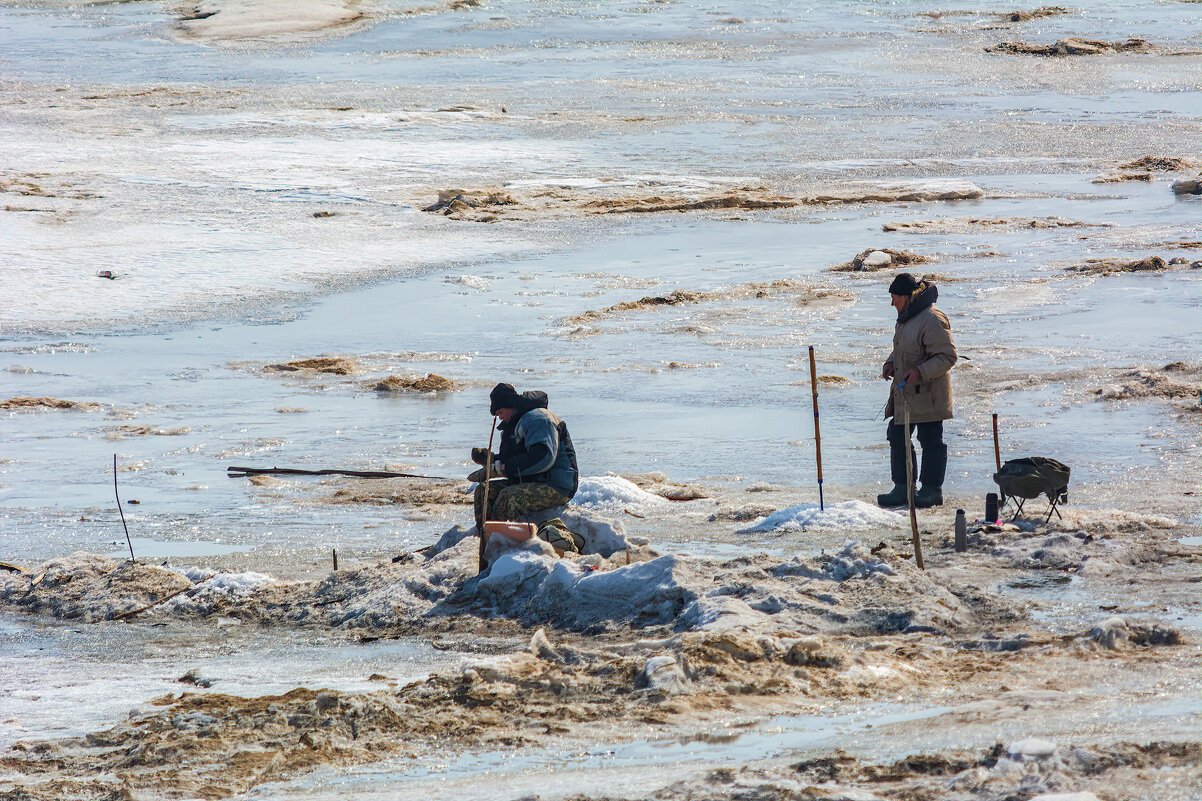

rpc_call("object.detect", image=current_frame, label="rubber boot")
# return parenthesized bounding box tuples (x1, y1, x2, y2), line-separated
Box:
(877, 484, 908, 508)
(914, 485, 943, 508)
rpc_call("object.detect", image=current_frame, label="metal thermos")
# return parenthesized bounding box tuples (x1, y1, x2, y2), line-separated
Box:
(954, 509, 967, 553)
(985, 493, 999, 524)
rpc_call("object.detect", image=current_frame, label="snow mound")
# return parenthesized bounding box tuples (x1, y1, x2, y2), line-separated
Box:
(573, 475, 669, 509)
(0, 553, 191, 622)
(157, 568, 278, 613)
(444, 274, 490, 290)
(740, 500, 904, 532)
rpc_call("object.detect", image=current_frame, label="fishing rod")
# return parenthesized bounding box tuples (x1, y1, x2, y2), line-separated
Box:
(873, 378, 907, 422)
(226, 466, 457, 480)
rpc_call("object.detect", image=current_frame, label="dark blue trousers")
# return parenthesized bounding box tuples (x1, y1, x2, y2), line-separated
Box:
(887, 420, 947, 488)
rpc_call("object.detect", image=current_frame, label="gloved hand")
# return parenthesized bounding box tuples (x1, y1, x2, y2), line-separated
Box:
(471, 447, 491, 465)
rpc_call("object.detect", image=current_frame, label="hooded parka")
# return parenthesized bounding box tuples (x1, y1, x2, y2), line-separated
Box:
(884, 282, 957, 424)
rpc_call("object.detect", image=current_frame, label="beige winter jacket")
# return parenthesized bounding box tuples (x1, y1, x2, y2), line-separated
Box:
(884, 300, 957, 424)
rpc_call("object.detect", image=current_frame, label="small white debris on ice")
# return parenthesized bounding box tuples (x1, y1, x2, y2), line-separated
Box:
(1009, 737, 1058, 759)
(638, 655, 689, 694)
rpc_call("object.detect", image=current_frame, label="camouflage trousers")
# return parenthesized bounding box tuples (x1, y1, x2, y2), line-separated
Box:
(474, 479, 572, 535)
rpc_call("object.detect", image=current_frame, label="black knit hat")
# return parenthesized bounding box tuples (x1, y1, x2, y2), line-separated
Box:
(888, 272, 919, 295)
(489, 382, 521, 414)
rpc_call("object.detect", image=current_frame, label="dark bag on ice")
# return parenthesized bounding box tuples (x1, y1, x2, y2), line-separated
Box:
(536, 517, 585, 555)
(993, 457, 1070, 503)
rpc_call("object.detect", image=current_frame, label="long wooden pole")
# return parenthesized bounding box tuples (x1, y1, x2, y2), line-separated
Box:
(478, 416, 498, 574)
(113, 454, 135, 562)
(992, 413, 1002, 473)
(901, 397, 924, 570)
(227, 466, 453, 479)
(808, 345, 824, 510)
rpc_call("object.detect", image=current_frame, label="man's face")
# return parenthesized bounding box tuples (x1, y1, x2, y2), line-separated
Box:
(890, 293, 909, 313)
(496, 407, 516, 422)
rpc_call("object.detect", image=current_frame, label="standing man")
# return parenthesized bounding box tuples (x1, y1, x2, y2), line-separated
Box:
(471, 383, 580, 537)
(878, 273, 957, 509)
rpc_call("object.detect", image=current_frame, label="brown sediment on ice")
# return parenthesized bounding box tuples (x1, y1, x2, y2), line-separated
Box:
(422, 181, 988, 223)
(421, 188, 519, 221)
(103, 424, 191, 439)
(884, 216, 1091, 232)
(3, 514, 1197, 799)
(615, 740, 1202, 801)
(1092, 155, 1199, 181)
(829, 248, 931, 273)
(561, 282, 849, 327)
(373, 373, 457, 393)
(1093, 364, 1202, 408)
(264, 356, 357, 375)
(917, 7, 1072, 23)
(1066, 255, 1170, 274)
(1118, 156, 1197, 172)
(621, 472, 712, 501)
(2, 612, 1194, 799)
(0, 172, 100, 200)
(583, 191, 798, 214)
(1003, 5, 1074, 22)
(804, 180, 986, 204)
(1092, 171, 1155, 183)
(562, 289, 710, 324)
(0, 396, 99, 411)
(986, 37, 1200, 56)
(708, 504, 776, 522)
(0, 554, 192, 622)
(324, 477, 471, 507)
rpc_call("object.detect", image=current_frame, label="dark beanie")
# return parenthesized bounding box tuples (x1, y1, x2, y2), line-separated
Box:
(489, 382, 521, 414)
(888, 272, 919, 295)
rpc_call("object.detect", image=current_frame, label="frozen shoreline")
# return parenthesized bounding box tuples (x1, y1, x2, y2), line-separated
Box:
(1, 502, 1199, 799)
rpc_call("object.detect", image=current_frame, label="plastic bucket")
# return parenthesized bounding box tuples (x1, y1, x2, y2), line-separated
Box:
(483, 521, 537, 543)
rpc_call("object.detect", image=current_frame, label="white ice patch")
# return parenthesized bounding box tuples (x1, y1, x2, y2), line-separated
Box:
(175, 0, 367, 42)
(740, 500, 904, 532)
(573, 475, 669, 510)
(1009, 738, 1058, 759)
(164, 567, 277, 612)
(444, 274, 491, 290)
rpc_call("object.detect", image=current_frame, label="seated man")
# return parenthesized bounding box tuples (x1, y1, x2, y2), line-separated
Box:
(472, 383, 580, 551)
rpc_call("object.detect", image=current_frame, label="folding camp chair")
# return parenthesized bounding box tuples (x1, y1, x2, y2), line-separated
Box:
(993, 457, 1071, 523)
